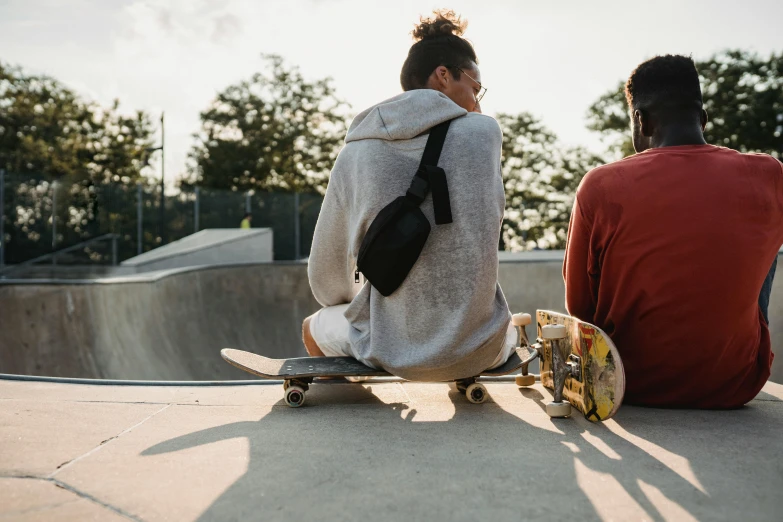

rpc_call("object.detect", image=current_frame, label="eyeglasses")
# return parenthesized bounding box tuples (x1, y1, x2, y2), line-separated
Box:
(450, 66, 487, 103)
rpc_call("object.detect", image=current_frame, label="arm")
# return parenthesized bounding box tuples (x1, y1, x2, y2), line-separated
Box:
(307, 171, 356, 307)
(563, 193, 598, 322)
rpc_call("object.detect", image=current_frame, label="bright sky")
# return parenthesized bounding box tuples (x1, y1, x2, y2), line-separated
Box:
(1, 0, 781, 185)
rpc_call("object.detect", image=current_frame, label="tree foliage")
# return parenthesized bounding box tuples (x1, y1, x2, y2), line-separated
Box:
(0, 62, 156, 263)
(187, 55, 350, 194)
(586, 50, 783, 159)
(0, 62, 155, 182)
(498, 112, 604, 250)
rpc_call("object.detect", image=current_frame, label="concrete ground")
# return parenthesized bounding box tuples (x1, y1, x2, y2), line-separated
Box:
(2, 379, 782, 521)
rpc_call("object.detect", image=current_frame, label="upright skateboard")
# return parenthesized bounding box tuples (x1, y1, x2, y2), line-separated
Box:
(529, 310, 625, 421)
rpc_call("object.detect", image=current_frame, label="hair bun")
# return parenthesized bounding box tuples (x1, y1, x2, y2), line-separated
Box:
(412, 9, 467, 41)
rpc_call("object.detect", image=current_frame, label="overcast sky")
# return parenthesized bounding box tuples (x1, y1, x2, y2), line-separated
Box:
(1, 0, 781, 184)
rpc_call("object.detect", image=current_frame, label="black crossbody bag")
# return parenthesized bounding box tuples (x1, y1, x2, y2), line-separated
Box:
(356, 119, 454, 296)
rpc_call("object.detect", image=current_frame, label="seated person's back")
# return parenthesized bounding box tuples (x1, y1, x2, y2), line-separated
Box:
(564, 55, 783, 408)
(306, 12, 512, 381)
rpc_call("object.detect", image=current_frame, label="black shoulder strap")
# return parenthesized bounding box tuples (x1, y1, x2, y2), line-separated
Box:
(405, 119, 453, 225)
(419, 119, 451, 169)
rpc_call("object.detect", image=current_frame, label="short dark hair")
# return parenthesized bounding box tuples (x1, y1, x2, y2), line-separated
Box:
(400, 10, 478, 91)
(625, 55, 703, 117)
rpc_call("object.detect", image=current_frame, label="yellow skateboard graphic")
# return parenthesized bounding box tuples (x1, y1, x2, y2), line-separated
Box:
(534, 310, 625, 421)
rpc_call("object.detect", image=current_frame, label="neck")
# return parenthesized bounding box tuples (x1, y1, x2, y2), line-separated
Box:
(651, 125, 707, 148)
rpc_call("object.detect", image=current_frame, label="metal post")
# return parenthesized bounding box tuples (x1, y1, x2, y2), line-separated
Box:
(0, 169, 5, 267)
(51, 181, 57, 265)
(293, 192, 301, 260)
(194, 187, 200, 233)
(137, 183, 143, 256)
(112, 235, 118, 266)
(158, 112, 166, 244)
(245, 191, 251, 214)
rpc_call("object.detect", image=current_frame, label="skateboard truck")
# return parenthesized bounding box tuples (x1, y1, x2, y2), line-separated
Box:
(542, 324, 577, 418)
(511, 314, 537, 387)
(567, 354, 582, 382)
(455, 313, 535, 404)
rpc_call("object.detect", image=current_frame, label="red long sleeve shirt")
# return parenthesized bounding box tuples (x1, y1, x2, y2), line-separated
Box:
(564, 145, 783, 408)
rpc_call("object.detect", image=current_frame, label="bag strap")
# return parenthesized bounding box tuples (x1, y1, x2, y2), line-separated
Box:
(405, 119, 453, 225)
(419, 119, 451, 168)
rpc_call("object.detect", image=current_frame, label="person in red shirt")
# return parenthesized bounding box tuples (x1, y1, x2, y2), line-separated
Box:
(563, 55, 783, 408)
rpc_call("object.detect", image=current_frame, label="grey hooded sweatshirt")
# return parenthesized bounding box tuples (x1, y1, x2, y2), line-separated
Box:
(307, 89, 510, 381)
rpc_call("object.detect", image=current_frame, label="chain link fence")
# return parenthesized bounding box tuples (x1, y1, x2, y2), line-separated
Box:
(0, 170, 323, 266)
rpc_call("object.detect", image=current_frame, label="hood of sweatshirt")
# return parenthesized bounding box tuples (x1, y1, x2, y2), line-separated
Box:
(345, 89, 468, 143)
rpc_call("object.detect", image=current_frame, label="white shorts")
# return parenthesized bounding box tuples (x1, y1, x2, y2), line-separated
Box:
(308, 304, 519, 370)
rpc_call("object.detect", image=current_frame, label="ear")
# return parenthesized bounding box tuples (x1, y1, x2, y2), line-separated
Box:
(430, 65, 450, 89)
(634, 109, 653, 137)
(700, 109, 708, 131)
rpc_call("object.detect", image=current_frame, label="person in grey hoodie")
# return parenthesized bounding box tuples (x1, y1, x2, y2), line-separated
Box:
(303, 10, 513, 381)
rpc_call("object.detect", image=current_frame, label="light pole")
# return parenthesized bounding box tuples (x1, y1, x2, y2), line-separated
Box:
(159, 112, 166, 244)
(143, 112, 165, 245)
(51, 180, 57, 258)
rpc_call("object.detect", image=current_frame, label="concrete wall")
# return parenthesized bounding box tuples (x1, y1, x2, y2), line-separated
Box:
(2, 254, 783, 383)
(0, 263, 319, 380)
(499, 252, 783, 384)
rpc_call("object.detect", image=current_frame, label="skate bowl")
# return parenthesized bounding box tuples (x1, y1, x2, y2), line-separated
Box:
(2, 252, 783, 382)
(0, 263, 320, 380)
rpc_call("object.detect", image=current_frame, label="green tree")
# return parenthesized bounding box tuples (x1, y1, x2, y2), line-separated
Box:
(0, 62, 154, 182)
(0, 62, 156, 263)
(586, 50, 783, 159)
(186, 54, 350, 194)
(585, 86, 635, 158)
(498, 112, 604, 250)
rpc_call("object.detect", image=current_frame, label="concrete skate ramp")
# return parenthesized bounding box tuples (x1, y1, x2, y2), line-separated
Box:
(0, 263, 319, 380)
(121, 228, 274, 273)
(3, 252, 783, 382)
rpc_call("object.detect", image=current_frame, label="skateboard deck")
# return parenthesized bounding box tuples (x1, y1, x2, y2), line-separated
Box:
(222, 345, 538, 407)
(536, 310, 625, 421)
(221, 345, 537, 380)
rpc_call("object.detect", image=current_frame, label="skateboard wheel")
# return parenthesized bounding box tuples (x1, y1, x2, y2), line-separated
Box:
(465, 383, 487, 404)
(546, 401, 571, 418)
(515, 374, 535, 387)
(511, 313, 532, 327)
(285, 385, 306, 408)
(542, 324, 567, 340)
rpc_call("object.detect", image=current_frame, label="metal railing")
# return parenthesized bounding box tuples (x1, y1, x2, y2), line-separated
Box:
(0, 170, 323, 266)
(0, 233, 119, 277)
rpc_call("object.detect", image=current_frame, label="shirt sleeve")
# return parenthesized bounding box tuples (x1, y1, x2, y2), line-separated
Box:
(307, 174, 357, 307)
(563, 193, 597, 322)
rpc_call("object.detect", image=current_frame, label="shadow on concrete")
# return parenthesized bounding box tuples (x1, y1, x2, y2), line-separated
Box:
(135, 381, 776, 521)
(516, 387, 783, 521)
(605, 399, 783, 519)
